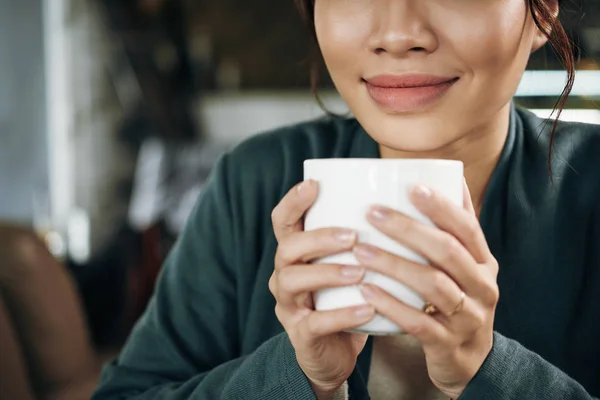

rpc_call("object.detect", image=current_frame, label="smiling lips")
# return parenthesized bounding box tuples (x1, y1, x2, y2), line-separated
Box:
(364, 74, 459, 112)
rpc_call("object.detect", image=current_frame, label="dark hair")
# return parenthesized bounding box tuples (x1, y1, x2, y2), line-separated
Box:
(294, 0, 576, 158)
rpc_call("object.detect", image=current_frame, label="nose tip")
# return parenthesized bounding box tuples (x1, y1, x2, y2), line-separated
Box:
(368, 4, 437, 57)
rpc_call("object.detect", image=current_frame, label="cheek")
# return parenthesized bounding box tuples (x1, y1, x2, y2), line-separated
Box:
(445, 1, 533, 75)
(315, 2, 371, 78)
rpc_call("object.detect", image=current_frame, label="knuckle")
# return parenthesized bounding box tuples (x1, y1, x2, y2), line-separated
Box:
(275, 240, 295, 266)
(270, 205, 282, 225)
(486, 285, 500, 306)
(317, 264, 339, 283)
(373, 254, 393, 275)
(470, 308, 487, 328)
(304, 314, 322, 338)
(268, 274, 277, 295)
(403, 320, 423, 336)
(489, 259, 500, 276)
(305, 231, 324, 252)
(472, 275, 488, 290)
(440, 236, 462, 264)
(474, 276, 499, 306)
(465, 218, 480, 238)
(398, 217, 416, 236)
(478, 278, 500, 306)
(429, 270, 450, 294)
(276, 268, 296, 294)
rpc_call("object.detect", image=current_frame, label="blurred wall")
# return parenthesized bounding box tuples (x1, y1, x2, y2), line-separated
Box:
(0, 0, 48, 223)
(63, 1, 133, 254)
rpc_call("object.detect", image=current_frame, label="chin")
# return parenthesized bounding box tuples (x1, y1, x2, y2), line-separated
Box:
(354, 106, 466, 155)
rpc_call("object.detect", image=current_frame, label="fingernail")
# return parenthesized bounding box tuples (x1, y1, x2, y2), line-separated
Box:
(336, 229, 357, 244)
(410, 184, 433, 201)
(354, 305, 375, 319)
(361, 284, 378, 300)
(297, 180, 311, 194)
(369, 206, 390, 221)
(353, 244, 376, 260)
(341, 265, 365, 278)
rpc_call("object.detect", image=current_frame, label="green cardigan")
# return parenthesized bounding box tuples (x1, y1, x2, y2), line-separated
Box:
(93, 106, 600, 399)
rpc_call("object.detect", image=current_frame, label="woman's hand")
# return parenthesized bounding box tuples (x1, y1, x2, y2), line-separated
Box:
(269, 180, 376, 400)
(354, 181, 499, 399)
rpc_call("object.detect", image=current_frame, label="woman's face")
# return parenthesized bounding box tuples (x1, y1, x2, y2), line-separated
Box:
(314, 0, 551, 153)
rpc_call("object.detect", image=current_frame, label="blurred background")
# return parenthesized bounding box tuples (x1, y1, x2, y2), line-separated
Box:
(0, 0, 598, 398)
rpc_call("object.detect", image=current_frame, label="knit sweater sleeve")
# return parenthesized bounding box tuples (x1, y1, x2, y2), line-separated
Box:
(92, 153, 318, 400)
(458, 332, 598, 400)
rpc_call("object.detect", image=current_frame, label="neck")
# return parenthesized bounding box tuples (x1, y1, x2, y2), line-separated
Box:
(379, 104, 511, 216)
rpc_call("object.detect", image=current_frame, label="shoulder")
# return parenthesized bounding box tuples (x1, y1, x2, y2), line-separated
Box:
(514, 107, 600, 224)
(517, 106, 600, 166)
(517, 107, 600, 185)
(221, 116, 361, 194)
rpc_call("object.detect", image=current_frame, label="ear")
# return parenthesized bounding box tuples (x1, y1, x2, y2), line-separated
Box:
(530, 0, 559, 53)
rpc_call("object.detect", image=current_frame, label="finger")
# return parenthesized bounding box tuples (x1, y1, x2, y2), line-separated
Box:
(360, 284, 449, 348)
(271, 180, 318, 242)
(275, 228, 357, 268)
(407, 185, 491, 263)
(299, 305, 375, 343)
(426, 293, 489, 338)
(462, 180, 477, 217)
(353, 245, 490, 334)
(275, 264, 366, 307)
(366, 208, 485, 295)
(353, 244, 463, 317)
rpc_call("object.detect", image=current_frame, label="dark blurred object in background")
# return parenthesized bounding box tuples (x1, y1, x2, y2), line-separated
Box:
(100, 0, 200, 145)
(0, 223, 104, 400)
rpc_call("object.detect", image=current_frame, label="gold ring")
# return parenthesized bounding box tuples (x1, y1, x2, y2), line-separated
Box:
(423, 291, 466, 318)
(423, 302, 439, 315)
(444, 291, 466, 318)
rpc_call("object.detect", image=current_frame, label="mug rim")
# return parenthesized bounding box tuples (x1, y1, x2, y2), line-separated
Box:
(304, 158, 463, 166)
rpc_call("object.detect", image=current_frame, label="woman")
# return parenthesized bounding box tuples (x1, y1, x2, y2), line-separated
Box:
(93, 0, 600, 399)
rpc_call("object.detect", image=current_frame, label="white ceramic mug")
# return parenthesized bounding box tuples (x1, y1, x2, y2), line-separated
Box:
(304, 158, 464, 335)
